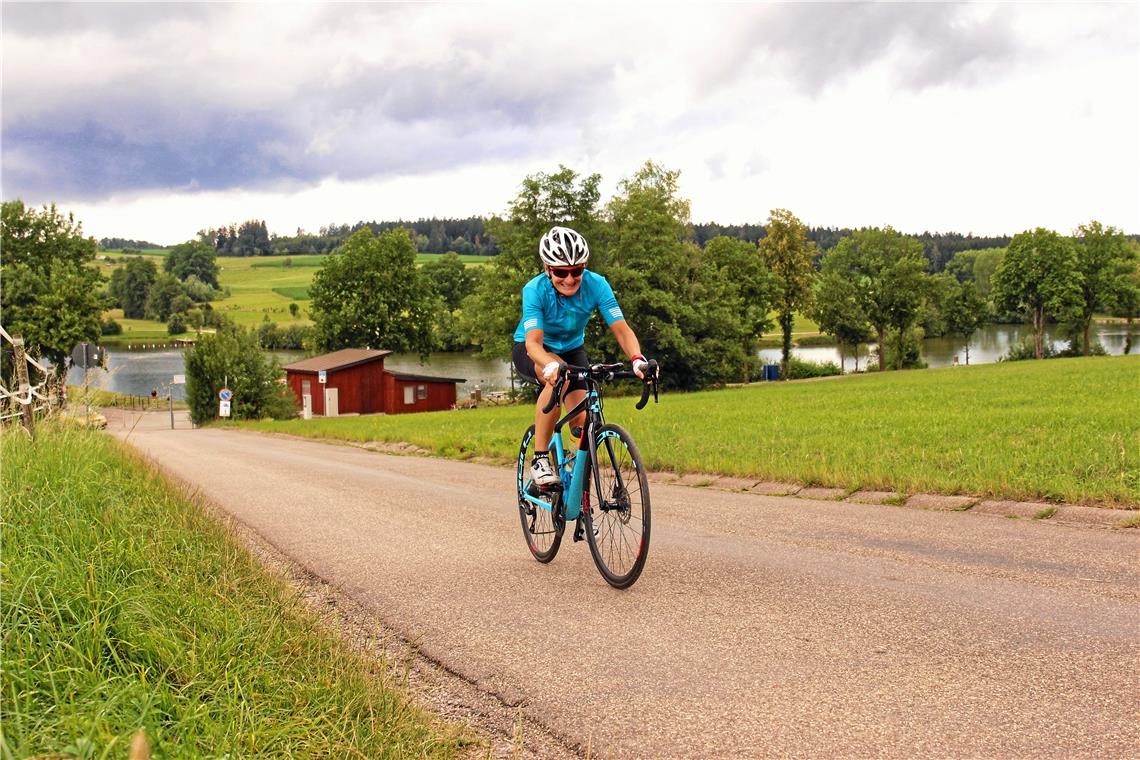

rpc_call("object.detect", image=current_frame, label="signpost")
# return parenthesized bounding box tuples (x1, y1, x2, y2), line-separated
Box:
(219, 386, 233, 418)
(170, 374, 185, 429)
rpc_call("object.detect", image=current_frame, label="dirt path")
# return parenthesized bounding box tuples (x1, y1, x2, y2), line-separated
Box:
(109, 410, 1140, 758)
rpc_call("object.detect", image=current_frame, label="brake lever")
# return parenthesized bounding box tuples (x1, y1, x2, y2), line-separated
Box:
(540, 368, 567, 414)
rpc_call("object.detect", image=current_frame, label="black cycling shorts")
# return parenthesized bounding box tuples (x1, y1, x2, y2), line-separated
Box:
(512, 342, 589, 393)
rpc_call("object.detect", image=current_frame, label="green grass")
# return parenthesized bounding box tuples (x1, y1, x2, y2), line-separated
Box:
(272, 286, 310, 300)
(1, 424, 468, 758)
(242, 356, 1140, 507)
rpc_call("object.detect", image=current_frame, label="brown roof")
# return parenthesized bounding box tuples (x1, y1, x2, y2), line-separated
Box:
(283, 348, 393, 373)
(387, 370, 466, 384)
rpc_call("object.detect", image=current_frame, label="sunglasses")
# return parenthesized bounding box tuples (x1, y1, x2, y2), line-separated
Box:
(549, 266, 585, 279)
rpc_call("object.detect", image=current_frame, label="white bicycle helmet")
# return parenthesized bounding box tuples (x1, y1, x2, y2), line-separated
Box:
(538, 226, 590, 267)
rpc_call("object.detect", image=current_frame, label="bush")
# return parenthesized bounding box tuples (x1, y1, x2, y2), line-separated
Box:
(183, 326, 298, 424)
(1001, 337, 1060, 362)
(167, 313, 187, 336)
(100, 317, 122, 336)
(785, 357, 843, 379)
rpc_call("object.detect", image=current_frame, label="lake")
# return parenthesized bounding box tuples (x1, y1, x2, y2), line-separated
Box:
(71, 322, 1137, 400)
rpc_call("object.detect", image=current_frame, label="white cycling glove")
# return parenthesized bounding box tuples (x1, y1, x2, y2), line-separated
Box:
(542, 361, 562, 382)
(632, 355, 650, 376)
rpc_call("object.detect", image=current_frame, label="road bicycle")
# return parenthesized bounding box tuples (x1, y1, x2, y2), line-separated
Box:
(516, 361, 659, 589)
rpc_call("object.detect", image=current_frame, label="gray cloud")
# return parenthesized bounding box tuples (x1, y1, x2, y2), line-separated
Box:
(695, 3, 1019, 96)
(1, 3, 617, 200)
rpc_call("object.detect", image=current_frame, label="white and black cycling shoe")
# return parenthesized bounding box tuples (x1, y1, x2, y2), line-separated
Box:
(530, 456, 560, 488)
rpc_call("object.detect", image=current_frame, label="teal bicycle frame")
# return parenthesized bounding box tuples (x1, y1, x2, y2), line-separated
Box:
(519, 386, 602, 522)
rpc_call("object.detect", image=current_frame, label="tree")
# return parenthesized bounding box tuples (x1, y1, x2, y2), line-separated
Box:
(704, 235, 774, 380)
(0, 200, 103, 383)
(119, 257, 158, 318)
(183, 326, 297, 424)
(824, 227, 928, 371)
(144, 273, 186, 322)
(991, 228, 1082, 359)
(164, 239, 220, 287)
(309, 228, 438, 356)
(938, 276, 989, 364)
(422, 253, 480, 311)
(461, 166, 604, 358)
(1072, 221, 1137, 355)
(759, 209, 816, 379)
(601, 162, 756, 389)
(811, 267, 874, 372)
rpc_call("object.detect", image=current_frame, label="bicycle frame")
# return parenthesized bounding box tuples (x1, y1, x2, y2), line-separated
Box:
(519, 383, 603, 522)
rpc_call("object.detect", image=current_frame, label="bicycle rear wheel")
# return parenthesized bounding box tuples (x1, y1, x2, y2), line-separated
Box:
(584, 423, 650, 588)
(517, 424, 563, 563)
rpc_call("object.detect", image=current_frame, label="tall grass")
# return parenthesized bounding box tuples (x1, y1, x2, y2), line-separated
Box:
(1, 424, 466, 757)
(245, 356, 1140, 506)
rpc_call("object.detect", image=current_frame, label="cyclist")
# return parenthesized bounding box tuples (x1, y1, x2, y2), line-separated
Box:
(512, 226, 654, 487)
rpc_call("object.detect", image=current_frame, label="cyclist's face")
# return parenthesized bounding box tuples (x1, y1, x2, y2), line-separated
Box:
(547, 265, 584, 296)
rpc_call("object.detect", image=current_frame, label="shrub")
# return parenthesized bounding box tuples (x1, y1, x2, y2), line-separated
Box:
(100, 317, 122, 336)
(167, 313, 187, 336)
(785, 357, 843, 379)
(183, 326, 298, 424)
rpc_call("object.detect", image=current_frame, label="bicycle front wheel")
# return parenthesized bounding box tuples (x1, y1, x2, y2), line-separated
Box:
(584, 423, 650, 588)
(517, 424, 563, 563)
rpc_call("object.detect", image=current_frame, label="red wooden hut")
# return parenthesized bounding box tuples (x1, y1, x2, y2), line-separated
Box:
(283, 348, 464, 417)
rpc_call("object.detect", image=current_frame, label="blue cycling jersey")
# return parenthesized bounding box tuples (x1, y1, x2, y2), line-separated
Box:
(512, 270, 625, 352)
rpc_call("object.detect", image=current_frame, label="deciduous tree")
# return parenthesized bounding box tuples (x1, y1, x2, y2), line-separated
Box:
(0, 201, 103, 381)
(823, 227, 928, 371)
(1072, 221, 1137, 355)
(991, 228, 1082, 360)
(309, 228, 437, 356)
(759, 209, 816, 379)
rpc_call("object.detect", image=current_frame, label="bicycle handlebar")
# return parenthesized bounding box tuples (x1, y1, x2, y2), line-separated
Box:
(540, 360, 660, 414)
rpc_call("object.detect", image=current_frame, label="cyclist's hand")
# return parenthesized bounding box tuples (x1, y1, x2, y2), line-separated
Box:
(541, 360, 563, 386)
(632, 356, 656, 380)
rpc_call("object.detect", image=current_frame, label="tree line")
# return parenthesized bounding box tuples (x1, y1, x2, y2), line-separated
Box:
(188, 215, 1017, 272)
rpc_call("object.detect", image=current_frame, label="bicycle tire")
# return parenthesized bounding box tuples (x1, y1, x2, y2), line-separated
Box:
(584, 423, 651, 588)
(516, 424, 563, 563)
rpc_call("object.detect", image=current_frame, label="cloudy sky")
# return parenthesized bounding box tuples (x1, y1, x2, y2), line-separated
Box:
(2, 2, 1137, 245)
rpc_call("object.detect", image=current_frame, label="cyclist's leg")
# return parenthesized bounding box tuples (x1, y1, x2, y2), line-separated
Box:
(559, 346, 590, 437)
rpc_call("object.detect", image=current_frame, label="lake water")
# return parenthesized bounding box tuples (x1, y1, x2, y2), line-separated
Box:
(70, 322, 1137, 399)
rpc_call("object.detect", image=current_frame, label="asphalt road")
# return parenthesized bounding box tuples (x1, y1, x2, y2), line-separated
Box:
(110, 411, 1139, 759)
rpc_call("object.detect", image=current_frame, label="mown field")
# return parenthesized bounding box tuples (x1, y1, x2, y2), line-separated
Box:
(243, 356, 1140, 507)
(2, 424, 469, 758)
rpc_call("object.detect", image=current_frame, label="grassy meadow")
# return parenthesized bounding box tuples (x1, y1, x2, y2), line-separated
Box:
(243, 355, 1140, 507)
(1, 424, 468, 758)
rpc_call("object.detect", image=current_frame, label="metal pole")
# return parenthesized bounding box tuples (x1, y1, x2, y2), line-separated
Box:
(12, 336, 35, 436)
(169, 385, 174, 429)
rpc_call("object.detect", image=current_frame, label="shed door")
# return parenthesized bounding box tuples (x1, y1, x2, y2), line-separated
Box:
(324, 387, 339, 417)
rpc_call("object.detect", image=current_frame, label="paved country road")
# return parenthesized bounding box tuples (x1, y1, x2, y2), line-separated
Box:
(108, 411, 1139, 759)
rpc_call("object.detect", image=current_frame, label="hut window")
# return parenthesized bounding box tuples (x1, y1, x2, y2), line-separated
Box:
(417, 385, 427, 400)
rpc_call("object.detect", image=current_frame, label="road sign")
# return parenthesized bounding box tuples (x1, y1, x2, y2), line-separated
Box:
(70, 342, 104, 369)
(219, 387, 233, 402)
(172, 374, 186, 384)
(219, 399, 231, 418)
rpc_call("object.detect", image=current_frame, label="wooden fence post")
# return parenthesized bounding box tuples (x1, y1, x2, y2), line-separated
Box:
(12, 336, 35, 435)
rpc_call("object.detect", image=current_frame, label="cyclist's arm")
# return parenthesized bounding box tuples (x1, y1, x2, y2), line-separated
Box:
(609, 319, 646, 373)
(525, 329, 563, 386)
